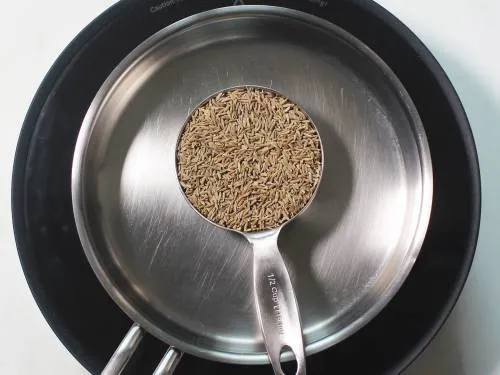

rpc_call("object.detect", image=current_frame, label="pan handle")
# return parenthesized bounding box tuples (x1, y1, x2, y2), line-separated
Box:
(152, 347, 183, 375)
(101, 324, 183, 375)
(102, 323, 144, 375)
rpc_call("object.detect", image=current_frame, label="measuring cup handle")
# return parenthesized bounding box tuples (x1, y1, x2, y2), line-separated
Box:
(251, 232, 306, 375)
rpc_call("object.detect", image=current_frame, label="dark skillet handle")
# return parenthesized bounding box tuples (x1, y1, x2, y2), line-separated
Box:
(101, 324, 182, 375)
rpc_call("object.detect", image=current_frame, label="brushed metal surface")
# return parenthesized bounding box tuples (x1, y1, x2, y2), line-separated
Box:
(72, 6, 432, 365)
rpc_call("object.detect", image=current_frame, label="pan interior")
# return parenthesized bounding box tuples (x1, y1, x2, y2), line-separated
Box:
(72, 6, 432, 364)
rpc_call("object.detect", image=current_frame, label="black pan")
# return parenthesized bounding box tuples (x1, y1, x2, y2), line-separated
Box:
(11, 0, 480, 374)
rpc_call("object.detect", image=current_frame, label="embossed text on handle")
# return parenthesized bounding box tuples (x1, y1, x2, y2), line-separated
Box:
(267, 273, 285, 335)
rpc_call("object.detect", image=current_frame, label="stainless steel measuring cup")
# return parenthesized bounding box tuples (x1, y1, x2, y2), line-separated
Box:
(174, 87, 325, 375)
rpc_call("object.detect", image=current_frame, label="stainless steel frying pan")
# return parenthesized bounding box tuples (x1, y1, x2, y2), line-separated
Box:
(71, 5, 432, 374)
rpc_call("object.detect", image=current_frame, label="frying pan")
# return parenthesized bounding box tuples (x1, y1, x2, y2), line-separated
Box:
(71, 5, 433, 374)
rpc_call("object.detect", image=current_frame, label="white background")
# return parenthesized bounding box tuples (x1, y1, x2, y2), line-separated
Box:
(0, 0, 499, 374)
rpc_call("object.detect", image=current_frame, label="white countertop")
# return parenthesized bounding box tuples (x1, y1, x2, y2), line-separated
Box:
(0, 0, 499, 374)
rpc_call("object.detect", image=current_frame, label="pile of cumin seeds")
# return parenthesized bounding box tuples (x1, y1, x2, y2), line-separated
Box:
(177, 87, 322, 232)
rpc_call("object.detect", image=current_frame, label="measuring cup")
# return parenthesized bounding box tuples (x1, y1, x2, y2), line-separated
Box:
(175, 88, 324, 375)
